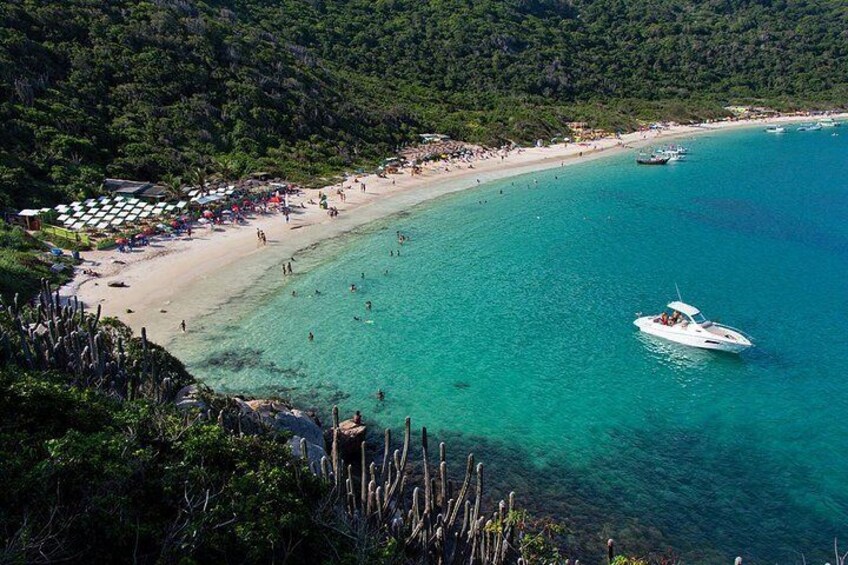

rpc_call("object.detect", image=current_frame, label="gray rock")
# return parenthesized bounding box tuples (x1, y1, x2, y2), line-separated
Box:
(274, 409, 325, 448)
(174, 385, 208, 412)
(288, 436, 327, 473)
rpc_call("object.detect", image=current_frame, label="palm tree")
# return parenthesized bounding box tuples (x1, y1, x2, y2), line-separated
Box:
(188, 167, 208, 196)
(161, 174, 183, 201)
(212, 156, 237, 182)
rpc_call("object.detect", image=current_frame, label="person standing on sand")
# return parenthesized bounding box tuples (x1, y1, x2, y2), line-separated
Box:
(180, 320, 186, 333)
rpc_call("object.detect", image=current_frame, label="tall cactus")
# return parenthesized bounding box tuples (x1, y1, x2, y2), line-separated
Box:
(319, 406, 520, 564)
(0, 280, 179, 405)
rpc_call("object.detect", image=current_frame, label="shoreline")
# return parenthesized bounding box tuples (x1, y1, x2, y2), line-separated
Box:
(68, 113, 846, 347)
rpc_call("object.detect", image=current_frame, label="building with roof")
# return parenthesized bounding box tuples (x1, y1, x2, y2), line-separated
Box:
(102, 178, 169, 201)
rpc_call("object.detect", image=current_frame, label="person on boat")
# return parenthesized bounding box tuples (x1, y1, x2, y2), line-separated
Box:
(660, 312, 670, 325)
(670, 311, 681, 325)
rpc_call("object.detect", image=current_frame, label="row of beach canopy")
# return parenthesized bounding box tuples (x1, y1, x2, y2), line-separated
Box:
(53, 196, 188, 231)
(51, 187, 238, 231)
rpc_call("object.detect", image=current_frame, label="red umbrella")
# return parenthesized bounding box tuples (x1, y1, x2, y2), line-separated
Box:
(202, 210, 214, 218)
(231, 205, 240, 212)
(269, 196, 281, 203)
(142, 227, 155, 235)
(115, 237, 129, 245)
(170, 220, 180, 228)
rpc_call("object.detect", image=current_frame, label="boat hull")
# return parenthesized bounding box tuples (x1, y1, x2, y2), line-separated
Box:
(633, 317, 751, 353)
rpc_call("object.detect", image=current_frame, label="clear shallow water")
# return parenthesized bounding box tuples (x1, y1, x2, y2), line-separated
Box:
(175, 128, 848, 563)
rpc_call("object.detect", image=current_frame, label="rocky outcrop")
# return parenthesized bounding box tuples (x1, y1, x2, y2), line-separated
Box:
(330, 418, 367, 460)
(174, 385, 208, 412)
(175, 391, 328, 473)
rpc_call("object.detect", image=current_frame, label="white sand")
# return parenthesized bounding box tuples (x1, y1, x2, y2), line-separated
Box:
(68, 114, 846, 346)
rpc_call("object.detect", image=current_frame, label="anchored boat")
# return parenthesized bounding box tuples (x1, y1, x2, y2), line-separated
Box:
(634, 301, 753, 353)
(636, 153, 670, 165)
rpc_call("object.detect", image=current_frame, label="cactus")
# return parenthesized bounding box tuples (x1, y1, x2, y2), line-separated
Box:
(0, 280, 178, 406)
(320, 406, 520, 564)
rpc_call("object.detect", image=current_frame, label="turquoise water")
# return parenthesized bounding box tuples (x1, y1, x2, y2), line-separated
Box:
(175, 128, 848, 563)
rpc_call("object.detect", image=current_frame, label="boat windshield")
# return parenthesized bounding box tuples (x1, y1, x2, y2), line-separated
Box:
(691, 312, 707, 324)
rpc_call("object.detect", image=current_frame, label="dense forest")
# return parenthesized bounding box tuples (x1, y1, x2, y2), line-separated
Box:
(1, 0, 846, 208)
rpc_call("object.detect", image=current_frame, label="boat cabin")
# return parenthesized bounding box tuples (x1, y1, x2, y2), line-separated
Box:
(655, 301, 709, 327)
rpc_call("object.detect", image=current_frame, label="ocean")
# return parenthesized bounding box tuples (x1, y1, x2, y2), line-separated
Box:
(173, 126, 848, 563)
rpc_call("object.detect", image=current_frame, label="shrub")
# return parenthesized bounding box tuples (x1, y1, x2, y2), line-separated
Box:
(96, 237, 117, 250)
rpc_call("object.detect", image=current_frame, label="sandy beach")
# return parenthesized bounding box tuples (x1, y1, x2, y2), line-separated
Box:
(68, 114, 845, 346)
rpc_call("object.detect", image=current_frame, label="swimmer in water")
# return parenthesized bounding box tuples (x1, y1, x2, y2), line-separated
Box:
(308, 331, 314, 341)
(365, 300, 372, 311)
(377, 389, 385, 401)
(350, 284, 357, 292)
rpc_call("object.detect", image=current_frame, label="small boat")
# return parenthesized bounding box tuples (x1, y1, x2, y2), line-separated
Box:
(656, 146, 686, 161)
(634, 301, 753, 353)
(765, 126, 785, 134)
(818, 118, 840, 128)
(636, 153, 670, 165)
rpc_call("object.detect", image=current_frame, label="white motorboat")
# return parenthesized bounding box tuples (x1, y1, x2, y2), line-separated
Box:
(818, 118, 839, 128)
(656, 146, 686, 161)
(765, 126, 785, 134)
(634, 301, 753, 353)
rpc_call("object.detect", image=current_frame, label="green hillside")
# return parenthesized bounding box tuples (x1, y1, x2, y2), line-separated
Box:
(2, 0, 846, 208)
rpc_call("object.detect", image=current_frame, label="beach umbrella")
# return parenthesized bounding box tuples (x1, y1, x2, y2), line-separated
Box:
(171, 220, 180, 228)
(142, 226, 155, 235)
(202, 210, 214, 218)
(115, 237, 128, 245)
